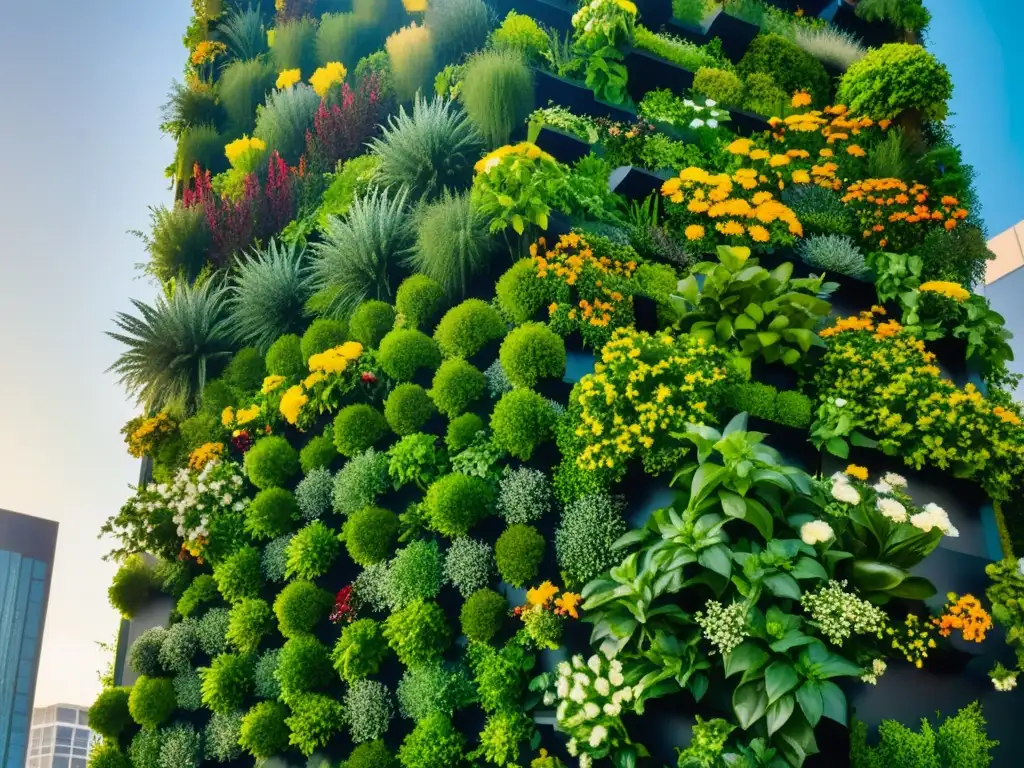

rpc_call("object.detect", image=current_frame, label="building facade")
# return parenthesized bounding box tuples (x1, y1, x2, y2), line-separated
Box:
(984, 220, 1024, 391)
(0, 510, 58, 768)
(24, 705, 96, 768)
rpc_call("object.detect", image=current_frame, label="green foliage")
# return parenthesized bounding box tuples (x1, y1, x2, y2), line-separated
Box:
(782, 186, 854, 237)
(246, 487, 299, 539)
(254, 648, 282, 699)
(692, 67, 743, 106)
(852, 702, 998, 768)
(430, 359, 485, 418)
(916, 225, 992, 288)
(346, 741, 398, 768)
(265, 332, 305, 376)
(286, 521, 341, 579)
(128, 627, 167, 678)
(108, 555, 159, 619)
(379, 330, 443, 384)
(200, 652, 254, 713)
(497, 467, 552, 524)
(399, 712, 466, 768)
(494, 524, 545, 588)
(204, 710, 244, 762)
(88, 742, 132, 768)
(411, 190, 495, 299)
(334, 404, 389, 457)
(333, 618, 390, 683)
(386, 23, 437, 103)
(277, 635, 333, 701)
(88, 687, 132, 740)
(214, 545, 263, 602)
(349, 300, 397, 348)
(867, 127, 912, 180)
(177, 574, 219, 618)
(272, 17, 317, 76)
(219, 57, 276, 135)
(197, 607, 232, 657)
(301, 318, 348, 363)
(274, 580, 333, 638)
(128, 676, 176, 729)
(435, 299, 506, 359)
(491, 10, 549, 63)
(490, 389, 555, 460)
(727, 381, 777, 420)
(471, 710, 533, 767)
(855, 0, 931, 33)
(397, 663, 475, 721)
(159, 723, 201, 768)
(355, 50, 397, 101)
(672, 0, 709, 24)
(227, 597, 273, 654)
(466, 638, 532, 713)
(741, 71, 788, 117)
(396, 275, 447, 330)
(384, 599, 451, 667)
(173, 669, 203, 711)
(128, 728, 162, 767)
(161, 75, 223, 138)
(287, 693, 347, 756)
(159, 618, 199, 674)
(388, 433, 448, 490)
(240, 701, 291, 759)
(255, 83, 320, 165)
(222, 347, 266, 395)
(447, 413, 485, 452)
(311, 188, 414, 318)
(261, 534, 294, 583)
(384, 539, 444, 609)
(296, 466, 335, 520)
(345, 679, 395, 743)
(138, 203, 211, 284)
(316, 12, 372, 69)
(311, 154, 381, 233)
(246, 434, 301, 489)
(460, 588, 507, 643)
(634, 27, 730, 72)
(838, 43, 952, 122)
(555, 493, 627, 588)
(737, 33, 829, 105)
(369, 95, 484, 201)
(423, 473, 494, 538)
(229, 240, 313, 352)
(344, 506, 400, 565)
(461, 49, 534, 147)
(499, 323, 566, 389)
(796, 234, 869, 280)
(495, 259, 545, 324)
(426, 0, 491, 61)
(333, 448, 389, 515)
(107, 279, 233, 413)
(176, 123, 227, 188)
(301, 430, 340, 473)
(775, 390, 812, 429)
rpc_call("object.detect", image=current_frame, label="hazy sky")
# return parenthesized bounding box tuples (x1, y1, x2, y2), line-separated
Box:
(0, 0, 1021, 712)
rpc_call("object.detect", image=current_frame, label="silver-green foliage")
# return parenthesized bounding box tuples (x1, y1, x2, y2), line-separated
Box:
(204, 710, 244, 762)
(254, 83, 322, 164)
(254, 648, 282, 700)
(174, 669, 203, 711)
(461, 48, 534, 147)
(159, 723, 202, 768)
(796, 234, 870, 280)
(218, 58, 276, 135)
(397, 662, 476, 721)
(160, 618, 199, 674)
(229, 239, 313, 352)
(295, 467, 335, 521)
(497, 467, 553, 524)
(443, 537, 494, 598)
(383, 540, 443, 610)
(353, 561, 390, 613)
(272, 17, 317, 75)
(261, 535, 293, 582)
(793, 25, 866, 72)
(344, 680, 395, 743)
(554, 493, 628, 588)
(217, 3, 267, 61)
(410, 190, 494, 299)
(332, 449, 389, 517)
(197, 607, 232, 657)
(425, 0, 494, 62)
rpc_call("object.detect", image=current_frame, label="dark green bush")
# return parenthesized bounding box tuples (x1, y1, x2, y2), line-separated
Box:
(88, 686, 132, 740)
(178, 411, 221, 453)
(333, 618, 390, 683)
(737, 33, 830, 105)
(396, 275, 447, 330)
(349, 300, 397, 349)
(286, 692, 347, 757)
(446, 413, 485, 452)
(227, 598, 274, 655)
(176, 574, 219, 618)
(245, 436, 300, 489)
(383, 600, 451, 667)
(385, 384, 436, 436)
(198, 607, 232, 657)
(108, 555, 159, 618)
(398, 712, 466, 768)
(424, 473, 494, 537)
(277, 635, 333, 701)
(301, 429, 340, 473)
(128, 676, 176, 729)
(378, 329, 443, 383)
(728, 382, 777, 421)
(430, 359, 485, 418)
(240, 701, 291, 759)
(461, 48, 535, 147)
(333, 404, 389, 457)
(265, 333, 305, 377)
(128, 728, 162, 767)
(434, 300, 506, 359)
(916, 225, 992, 288)
(128, 627, 167, 678)
(222, 347, 267, 396)
(138, 203, 212, 285)
(246, 487, 299, 540)
(254, 83, 321, 165)
(344, 506, 400, 566)
(200, 652, 254, 713)
(384, 540, 444, 609)
(490, 389, 555, 460)
(498, 323, 566, 388)
(285, 521, 341, 579)
(346, 740, 398, 768)
(495, 259, 545, 324)
(274, 580, 334, 638)
(775, 391, 813, 428)
(494, 524, 545, 587)
(88, 742, 132, 768)
(460, 588, 507, 643)
(301, 318, 348, 363)
(254, 648, 282, 700)
(837, 43, 952, 122)
(214, 545, 263, 603)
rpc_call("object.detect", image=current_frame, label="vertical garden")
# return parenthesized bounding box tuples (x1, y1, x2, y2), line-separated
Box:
(92, 1, 1022, 767)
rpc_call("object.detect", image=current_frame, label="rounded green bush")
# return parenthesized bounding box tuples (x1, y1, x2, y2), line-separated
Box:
(396, 275, 446, 330)
(227, 598, 274, 655)
(128, 627, 167, 678)
(434, 300, 506, 359)
(286, 692, 346, 757)
(296, 466, 335, 520)
(176, 574, 218, 618)
(128, 728, 162, 767)
(200, 652, 254, 713)
(692, 67, 744, 106)
(108, 555, 158, 619)
(198, 607, 232, 657)
(384, 383, 436, 436)
(159, 618, 199, 674)
(446, 413, 485, 452)
(430, 359, 485, 418)
(128, 676, 176, 729)
(88, 742, 132, 768)
(300, 429, 339, 473)
(343, 506, 400, 566)
(285, 520, 340, 579)
(277, 635, 333, 701)
(199, 379, 236, 418)
(333, 404, 388, 458)
(384, 540, 444, 610)
(495, 258, 545, 324)
(332, 618, 390, 685)
(273, 580, 334, 638)
(460, 588, 507, 643)
(214, 545, 263, 603)
(424, 473, 493, 537)
(737, 33, 830, 105)
(240, 701, 291, 759)
(775, 390, 812, 428)
(346, 740, 398, 768)
(742, 71, 788, 117)
(383, 599, 451, 668)
(174, 669, 203, 711)
(837, 42, 953, 122)
(246, 487, 299, 540)
(265, 333, 305, 377)
(301, 318, 348, 362)
(498, 323, 566, 388)
(494, 524, 545, 587)
(223, 347, 267, 396)
(349, 300, 396, 349)
(333, 448, 389, 516)
(378, 328, 443, 383)
(490, 389, 555, 460)
(88, 686, 132, 740)
(245, 435, 300, 489)
(398, 712, 466, 768)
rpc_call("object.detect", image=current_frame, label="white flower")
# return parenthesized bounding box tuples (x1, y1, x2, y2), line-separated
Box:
(232, 475, 243, 485)
(593, 677, 610, 696)
(556, 677, 570, 699)
(570, 686, 586, 704)
(587, 655, 602, 675)
(945, 524, 960, 538)
(993, 674, 1018, 692)
(589, 725, 608, 748)
(584, 19, 594, 32)
(579, 755, 592, 768)
(603, 702, 621, 717)
(882, 472, 907, 488)
(621, 686, 635, 702)
(690, 118, 705, 128)
(831, 481, 861, 505)
(557, 701, 569, 722)
(1017, 557, 1024, 576)
(566, 737, 577, 756)
(608, 668, 624, 687)
(801, 520, 835, 546)
(873, 480, 893, 495)
(233, 501, 245, 512)
(572, 655, 586, 670)
(610, 659, 622, 674)
(222, 493, 232, 505)
(911, 503, 956, 536)
(707, 119, 718, 128)
(573, 672, 591, 687)
(543, 691, 556, 706)
(876, 497, 907, 523)
(705, 98, 717, 107)
(834, 397, 847, 407)
(558, 661, 572, 677)
(693, 104, 704, 112)
(583, 702, 600, 719)
(683, 99, 695, 108)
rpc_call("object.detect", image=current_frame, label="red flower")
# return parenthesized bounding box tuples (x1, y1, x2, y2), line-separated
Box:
(330, 585, 356, 624)
(361, 371, 377, 384)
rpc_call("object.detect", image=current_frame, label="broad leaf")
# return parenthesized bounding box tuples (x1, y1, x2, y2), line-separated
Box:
(698, 544, 733, 579)
(724, 641, 768, 678)
(795, 681, 823, 727)
(886, 576, 937, 600)
(852, 560, 908, 592)
(818, 680, 847, 723)
(766, 693, 795, 736)
(763, 572, 802, 600)
(765, 661, 799, 704)
(732, 680, 768, 729)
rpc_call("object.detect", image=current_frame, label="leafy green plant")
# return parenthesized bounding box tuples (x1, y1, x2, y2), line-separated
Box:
(301, 430, 340, 474)
(461, 48, 535, 147)
(383, 599, 452, 667)
(444, 537, 495, 598)
(388, 433, 448, 490)
(254, 83, 321, 164)
(471, 710, 534, 767)
(277, 635, 333, 701)
(634, 26, 729, 72)
(89, 686, 133, 740)
(128, 676, 176, 729)
(286, 521, 340, 579)
(775, 391, 812, 429)
(434, 299, 506, 359)
(240, 701, 291, 759)
(555, 493, 628, 589)
(345, 679, 395, 743)
(467, 637, 534, 713)
(461, 588, 507, 643)
(346, 740, 398, 768)
(386, 23, 437, 103)
(228, 240, 313, 352)
(410, 190, 496, 299)
(333, 404, 388, 458)
(495, 524, 545, 588)
(333, 448, 389, 515)
(246, 487, 299, 540)
(222, 347, 266, 395)
(344, 506, 400, 565)
(108, 555, 159, 619)
(424, 473, 494, 538)
(447, 413, 486, 452)
(495, 258, 546, 325)
(227, 597, 273, 654)
(916, 225, 992, 289)
(737, 33, 829, 105)
(396, 275, 447, 330)
(425, 0, 492, 61)
(88, 742, 132, 768)
(349, 300, 397, 348)
(214, 546, 263, 603)
(796, 235, 869, 280)
(499, 323, 566, 388)
(218, 57, 276, 135)
(245, 436, 300, 489)
(398, 712, 466, 768)
(855, 0, 931, 33)
(837, 43, 953, 122)
(287, 693, 347, 756)
(333, 618, 390, 683)
(274, 580, 333, 638)
(200, 652, 254, 713)
(572, 0, 637, 104)
(265, 332, 304, 376)
(177, 573, 218, 618)
(471, 142, 567, 235)
(491, 10, 550, 63)
(742, 72, 788, 117)
(137, 204, 211, 284)
(397, 662, 476, 721)
(490, 389, 555, 460)
(384, 540, 444, 609)
(379, 330, 443, 384)
(430, 359, 486, 418)
(692, 67, 744, 107)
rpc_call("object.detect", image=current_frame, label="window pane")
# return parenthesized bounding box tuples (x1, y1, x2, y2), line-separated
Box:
(57, 707, 76, 724)
(78, 711, 88, 726)
(56, 725, 73, 747)
(53, 758, 70, 768)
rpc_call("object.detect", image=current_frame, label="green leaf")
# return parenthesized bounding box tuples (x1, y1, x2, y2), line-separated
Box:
(851, 560, 908, 592)
(815, 653, 864, 679)
(770, 630, 815, 653)
(886, 576, 937, 600)
(719, 490, 747, 521)
(688, 674, 709, 702)
(757, 331, 781, 348)
(766, 693, 795, 736)
(511, 214, 525, 235)
(723, 641, 767, 678)
(735, 313, 758, 331)
(732, 680, 768, 729)
(765, 661, 799, 704)
(744, 303, 765, 323)
(716, 316, 734, 343)
(698, 545, 733, 579)
(818, 680, 847, 723)
(825, 437, 849, 458)
(763, 572, 801, 600)
(790, 557, 827, 582)
(795, 681, 823, 727)
(777, 716, 819, 767)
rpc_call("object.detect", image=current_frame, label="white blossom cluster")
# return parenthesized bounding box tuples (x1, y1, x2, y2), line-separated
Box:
(860, 658, 887, 685)
(695, 600, 749, 656)
(993, 673, 1018, 692)
(542, 652, 635, 768)
(146, 459, 249, 550)
(682, 98, 728, 129)
(909, 502, 959, 537)
(800, 580, 887, 647)
(829, 471, 861, 505)
(800, 520, 835, 546)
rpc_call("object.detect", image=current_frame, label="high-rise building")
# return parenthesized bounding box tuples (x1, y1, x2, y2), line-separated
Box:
(0, 509, 58, 768)
(25, 705, 97, 768)
(984, 220, 1024, 391)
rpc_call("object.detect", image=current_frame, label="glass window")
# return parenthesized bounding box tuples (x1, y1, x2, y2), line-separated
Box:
(53, 757, 70, 768)
(55, 725, 73, 748)
(56, 708, 76, 725)
(72, 760, 87, 768)
(73, 729, 89, 748)
(77, 711, 88, 726)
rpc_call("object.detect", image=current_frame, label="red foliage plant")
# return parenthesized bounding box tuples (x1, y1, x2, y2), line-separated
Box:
(305, 75, 385, 172)
(330, 585, 356, 624)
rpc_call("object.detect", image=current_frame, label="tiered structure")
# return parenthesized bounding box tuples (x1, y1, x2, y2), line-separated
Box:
(93, 1, 1022, 767)
(26, 704, 99, 768)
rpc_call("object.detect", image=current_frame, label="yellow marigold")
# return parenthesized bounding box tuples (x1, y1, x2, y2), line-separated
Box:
(919, 281, 970, 302)
(236, 404, 261, 425)
(303, 371, 327, 389)
(684, 224, 705, 241)
(727, 138, 753, 155)
(791, 170, 811, 184)
(276, 68, 302, 89)
(845, 464, 869, 481)
(309, 61, 347, 97)
(846, 144, 866, 158)
(769, 154, 791, 167)
(527, 581, 559, 607)
(748, 225, 770, 243)
(791, 91, 813, 108)
(308, 342, 364, 374)
(279, 385, 308, 426)
(189, 442, 225, 470)
(262, 375, 287, 394)
(717, 220, 745, 236)
(819, 148, 834, 158)
(749, 149, 770, 161)
(225, 135, 267, 167)
(221, 407, 235, 427)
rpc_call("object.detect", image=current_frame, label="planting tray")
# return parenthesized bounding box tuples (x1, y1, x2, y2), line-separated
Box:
(533, 68, 637, 123)
(487, 0, 575, 34)
(532, 125, 594, 165)
(607, 164, 671, 203)
(727, 107, 774, 136)
(705, 10, 761, 63)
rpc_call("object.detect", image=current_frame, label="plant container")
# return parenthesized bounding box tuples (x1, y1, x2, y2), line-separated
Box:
(706, 9, 760, 63)
(623, 47, 696, 103)
(532, 125, 594, 165)
(533, 68, 637, 123)
(728, 107, 774, 136)
(489, 0, 575, 35)
(608, 165, 670, 203)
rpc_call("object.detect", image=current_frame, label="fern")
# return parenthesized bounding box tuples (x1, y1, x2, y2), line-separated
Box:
(228, 240, 314, 352)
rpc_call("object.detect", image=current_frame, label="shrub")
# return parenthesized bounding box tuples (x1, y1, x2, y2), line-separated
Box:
(426, 0, 492, 61)
(793, 25, 866, 72)
(315, 12, 372, 68)
(245, 436, 300, 489)
(201, 652, 254, 713)
(742, 71, 788, 117)
(434, 300, 506, 359)
(369, 95, 484, 201)
(460, 588, 507, 643)
(423, 473, 493, 538)
(446, 413, 485, 453)
(129, 676, 176, 729)
(737, 34, 830, 105)
(176, 124, 227, 188)
(272, 17, 317, 75)
(274, 580, 334, 638)
(443, 537, 494, 598)
(254, 648, 282, 699)
(128, 627, 167, 678)
(301, 431, 340, 473)
(775, 391, 813, 429)
(385, 384, 436, 435)
(917, 225, 992, 288)
(285, 521, 340, 579)
(219, 58, 276, 135)
(499, 323, 566, 389)
(159, 618, 199, 674)
(89, 742, 132, 768)
(301, 318, 348, 363)
(555, 493, 628, 588)
(159, 723, 201, 768)
(223, 347, 267, 395)
(386, 23, 436, 103)
(287, 693, 347, 757)
(472, 710, 533, 767)
(384, 599, 451, 667)
(333, 448, 389, 517)
(397, 663, 475, 721)
(353, 561, 390, 613)
(838, 43, 952, 122)
(792, 231, 870, 278)
(692, 67, 743, 106)
(344, 506, 400, 566)
(214, 545, 263, 603)
(781, 185, 853, 237)
(173, 668, 202, 711)
(129, 728, 162, 767)
(177, 573, 218, 618)
(277, 635, 333, 700)
(332, 618, 389, 683)
(227, 598, 273, 654)
(178, 411, 220, 453)
(88, 687, 132, 740)
(204, 710, 244, 762)
(349, 300, 397, 348)
(138, 203, 211, 284)
(491, 10, 550, 63)
(254, 83, 321, 165)
(495, 259, 545, 324)
(497, 466, 552, 524)
(728, 381, 777, 421)
(261, 535, 293, 583)
(490, 389, 555, 460)
(494, 524, 545, 587)
(388, 433, 448, 490)
(378, 330, 443, 383)
(311, 188, 413, 318)
(398, 712, 465, 768)
(461, 49, 534, 147)
(108, 555, 159, 619)
(346, 741, 398, 768)
(345, 679, 395, 743)
(198, 607, 232, 657)
(264, 333, 304, 378)
(384, 540, 444, 609)
(411, 191, 495, 299)
(355, 50, 396, 100)
(334, 404, 389, 457)
(396, 275, 446, 330)
(240, 701, 291, 759)
(246, 487, 299, 540)
(296, 467, 335, 520)
(430, 359, 485, 418)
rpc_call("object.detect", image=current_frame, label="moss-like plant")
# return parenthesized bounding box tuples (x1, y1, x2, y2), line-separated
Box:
(273, 580, 334, 638)
(378, 329, 443, 383)
(214, 545, 263, 603)
(276, 635, 334, 701)
(434, 299, 506, 359)
(128, 676, 176, 729)
(88, 686, 133, 740)
(301, 318, 348, 362)
(349, 300, 397, 348)
(398, 712, 466, 768)
(200, 652, 254, 713)
(245, 436, 300, 489)
(383, 599, 452, 667)
(108, 555, 159, 619)
(176, 573, 219, 618)
(343, 506, 400, 566)
(265, 333, 305, 377)
(385, 383, 437, 436)
(286, 692, 347, 756)
(490, 389, 555, 460)
(498, 323, 566, 388)
(240, 701, 291, 759)
(332, 618, 390, 683)
(333, 404, 389, 457)
(460, 588, 508, 643)
(396, 275, 447, 330)
(838, 43, 953, 122)
(424, 473, 494, 538)
(227, 598, 274, 655)
(245, 487, 299, 540)
(430, 358, 486, 418)
(494, 524, 545, 587)
(446, 412, 486, 452)
(285, 520, 340, 579)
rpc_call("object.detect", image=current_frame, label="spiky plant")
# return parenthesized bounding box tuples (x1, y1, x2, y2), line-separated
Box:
(176, 123, 227, 188)
(228, 240, 315, 352)
(271, 17, 317, 77)
(219, 58, 276, 136)
(368, 95, 484, 201)
(424, 0, 493, 62)
(792, 26, 866, 72)
(409, 191, 495, 299)
(108, 280, 234, 413)
(460, 48, 534, 147)
(311, 188, 414, 319)
(161, 80, 224, 138)
(135, 204, 212, 284)
(216, 3, 268, 62)
(254, 83, 321, 165)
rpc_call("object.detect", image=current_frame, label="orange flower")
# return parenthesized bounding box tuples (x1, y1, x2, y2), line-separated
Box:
(846, 144, 866, 158)
(791, 91, 812, 108)
(527, 581, 559, 607)
(748, 225, 770, 243)
(684, 224, 705, 241)
(555, 592, 582, 619)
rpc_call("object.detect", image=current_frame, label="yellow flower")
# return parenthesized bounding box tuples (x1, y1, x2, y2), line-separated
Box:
(221, 407, 235, 427)
(224, 135, 267, 167)
(717, 220, 745, 236)
(749, 149, 770, 161)
(403, 0, 427, 10)
(262, 375, 287, 394)
(748, 225, 770, 243)
(555, 592, 582, 619)
(791, 91, 813, 108)
(303, 371, 327, 389)
(279, 385, 308, 426)
(276, 68, 302, 89)
(309, 61, 347, 97)
(684, 224, 705, 241)
(236, 404, 261, 425)
(188, 442, 224, 470)
(845, 464, 869, 481)
(919, 281, 970, 302)
(727, 138, 753, 155)
(846, 144, 866, 158)
(791, 170, 811, 184)
(527, 581, 559, 607)
(769, 154, 791, 167)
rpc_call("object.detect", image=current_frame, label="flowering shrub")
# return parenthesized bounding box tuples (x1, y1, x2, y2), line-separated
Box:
(472, 143, 566, 235)
(304, 75, 385, 172)
(840, 179, 969, 252)
(886, 613, 937, 668)
(125, 412, 177, 458)
(800, 580, 887, 646)
(572, 0, 637, 104)
(515, 581, 581, 650)
(933, 593, 993, 643)
(309, 62, 347, 97)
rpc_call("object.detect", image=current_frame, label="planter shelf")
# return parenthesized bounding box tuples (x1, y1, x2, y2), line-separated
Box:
(624, 47, 696, 102)
(728, 107, 774, 136)
(487, 0, 574, 34)
(532, 125, 593, 165)
(831, 2, 902, 48)
(608, 164, 671, 203)
(533, 68, 637, 123)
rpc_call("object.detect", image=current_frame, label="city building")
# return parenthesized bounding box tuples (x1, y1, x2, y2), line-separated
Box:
(25, 704, 97, 768)
(984, 220, 1024, 390)
(0, 509, 58, 768)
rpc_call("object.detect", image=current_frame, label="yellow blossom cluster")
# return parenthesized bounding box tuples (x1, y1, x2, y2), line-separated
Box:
(934, 593, 992, 643)
(918, 281, 970, 303)
(474, 142, 555, 175)
(126, 412, 176, 458)
(309, 61, 347, 97)
(191, 40, 226, 66)
(308, 341, 364, 374)
(279, 385, 309, 426)
(188, 442, 225, 470)
(276, 68, 302, 89)
(262, 375, 287, 394)
(887, 613, 936, 669)
(224, 135, 267, 168)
